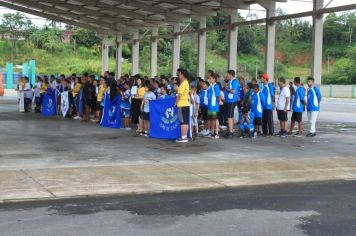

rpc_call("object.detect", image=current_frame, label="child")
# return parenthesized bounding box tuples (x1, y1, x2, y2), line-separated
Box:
(24, 77, 33, 112)
(289, 77, 306, 136)
(96, 76, 106, 123)
(207, 72, 221, 139)
(159, 85, 169, 100)
(251, 84, 266, 136)
(190, 86, 200, 136)
(34, 77, 42, 113)
(171, 83, 179, 97)
(198, 81, 210, 136)
(140, 82, 156, 136)
(121, 81, 132, 130)
(277, 77, 290, 138)
(238, 108, 255, 137)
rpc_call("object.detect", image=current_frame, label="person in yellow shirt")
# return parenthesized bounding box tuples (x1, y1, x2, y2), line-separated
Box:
(132, 77, 145, 133)
(176, 68, 190, 143)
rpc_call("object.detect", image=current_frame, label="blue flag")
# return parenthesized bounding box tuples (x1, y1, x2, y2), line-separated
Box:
(150, 98, 191, 140)
(100, 93, 122, 129)
(41, 88, 56, 116)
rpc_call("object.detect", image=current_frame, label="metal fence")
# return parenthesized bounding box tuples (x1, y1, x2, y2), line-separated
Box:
(321, 85, 356, 98)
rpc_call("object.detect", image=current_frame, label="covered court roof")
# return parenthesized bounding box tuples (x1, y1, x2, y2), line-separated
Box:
(0, 0, 286, 34)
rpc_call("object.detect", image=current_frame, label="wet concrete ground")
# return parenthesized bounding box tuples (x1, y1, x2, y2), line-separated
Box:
(0, 180, 355, 236)
(0, 96, 356, 170)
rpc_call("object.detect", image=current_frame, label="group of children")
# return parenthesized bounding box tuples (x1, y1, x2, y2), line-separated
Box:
(17, 69, 322, 140)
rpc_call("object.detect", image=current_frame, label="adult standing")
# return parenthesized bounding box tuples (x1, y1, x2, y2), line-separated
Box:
(131, 77, 145, 133)
(261, 74, 275, 136)
(276, 77, 290, 138)
(306, 77, 322, 137)
(175, 68, 190, 143)
(224, 70, 239, 138)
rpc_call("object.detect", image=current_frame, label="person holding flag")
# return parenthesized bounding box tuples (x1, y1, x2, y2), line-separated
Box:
(175, 68, 190, 143)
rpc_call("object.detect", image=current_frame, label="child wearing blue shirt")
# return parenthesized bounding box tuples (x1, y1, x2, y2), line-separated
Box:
(306, 77, 322, 137)
(261, 74, 275, 136)
(289, 77, 306, 136)
(224, 70, 239, 138)
(121, 81, 132, 130)
(159, 85, 169, 100)
(251, 84, 266, 136)
(207, 72, 221, 139)
(198, 81, 210, 136)
(238, 108, 255, 137)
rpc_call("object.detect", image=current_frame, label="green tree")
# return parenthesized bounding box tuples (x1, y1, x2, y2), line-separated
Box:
(1, 12, 32, 63)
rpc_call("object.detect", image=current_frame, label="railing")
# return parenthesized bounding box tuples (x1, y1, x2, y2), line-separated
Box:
(321, 85, 356, 98)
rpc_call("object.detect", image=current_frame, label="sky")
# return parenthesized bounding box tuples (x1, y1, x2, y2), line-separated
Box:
(0, 0, 355, 28)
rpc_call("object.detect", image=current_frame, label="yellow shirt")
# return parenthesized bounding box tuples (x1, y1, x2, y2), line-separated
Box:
(97, 85, 106, 102)
(177, 79, 190, 107)
(40, 83, 48, 94)
(72, 83, 82, 97)
(137, 87, 146, 98)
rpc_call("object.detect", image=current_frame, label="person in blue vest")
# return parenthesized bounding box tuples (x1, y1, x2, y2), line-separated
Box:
(238, 107, 255, 137)
(198, 80, 210, 136)
(306, 77, 322, 137)
(288, 77, 306, 136)
(260, 74, 275, 136)
(251, 84, 266, 136)
(223, 70, 239, 138)
(207, 72, 221, 139)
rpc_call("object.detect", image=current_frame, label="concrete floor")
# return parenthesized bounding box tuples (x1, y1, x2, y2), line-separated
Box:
(1, 180, 356, 236)
(0, 96, 356, 202)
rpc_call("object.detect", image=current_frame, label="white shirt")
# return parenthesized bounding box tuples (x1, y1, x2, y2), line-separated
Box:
(277, 86, 290, 110)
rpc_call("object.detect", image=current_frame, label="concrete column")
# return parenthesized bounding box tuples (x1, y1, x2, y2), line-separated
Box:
(151, 27, 158, 78)
(115, 33, 123, 80)
(132, 31, 140, 76)
(172, 23, 181, 76)
(311, 0, 324, 87)
(101, 35, 109, 76)
(228, 10, 238, 72)
(265, 1, 276, 81)
(197, 16, 207, 79)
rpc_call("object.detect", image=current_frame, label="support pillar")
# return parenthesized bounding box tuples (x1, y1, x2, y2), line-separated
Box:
(101, 35, 109, 76)
(172, 23, 181, 76)
(265, 1, 276, 81)
(228, 10, 238, 72)
(311, 0, 324, 87)
(132, 31, 140, 76)
(151, 27, 158, 78)
(197, 16, 207, 79)
(115, 33, 123, 80)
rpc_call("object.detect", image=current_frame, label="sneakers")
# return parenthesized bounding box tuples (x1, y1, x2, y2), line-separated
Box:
(205, 133, 212, 138)
(306, 133, 316, 137)
(212, 133, 220, 139)
(199, 129, 209, 136)
(73, 116, 80, 120)
(176, 138, 189, 143)
(124, 127, 132, 130)
(219, 125, 227, 130)
(140, 131, 149, 137)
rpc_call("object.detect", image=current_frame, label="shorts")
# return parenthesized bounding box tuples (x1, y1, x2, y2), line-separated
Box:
(254, 117, 262, 126)
(122, 109, 131, 118)
(291, 112, 303, 122)
(200, 106, 208, 121)
(277, 110, 288, 122)
(191, 116, 198, 126)
(239, 124, 255, 133)
(96, 101, 101, 110)
(142, 112, 150, 121)
(207, 110, 218, 120)
(178, 106, 190, 125)
(225, 102, 236, 118)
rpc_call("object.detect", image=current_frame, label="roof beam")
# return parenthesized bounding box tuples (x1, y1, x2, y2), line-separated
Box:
(0, 0, 115, 34)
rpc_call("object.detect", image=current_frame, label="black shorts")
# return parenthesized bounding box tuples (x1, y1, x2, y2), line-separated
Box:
(291, 112, 303, 122)
(277, 110, 288, 122)
(200, 106, 208, 121)
(178, 106, 190, 125)
(254, 117, 262, 126)
(225, 102, 236, 119)
(142, 112, 150, 121)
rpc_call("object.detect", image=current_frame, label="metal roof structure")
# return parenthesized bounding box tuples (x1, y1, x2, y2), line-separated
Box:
(0, 0, 286, 34)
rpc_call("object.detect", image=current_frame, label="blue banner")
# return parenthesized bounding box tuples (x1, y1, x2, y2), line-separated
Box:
(41, 89, 56, 116)
(100, 93, 122, 129)
(150, 98, 191, 140)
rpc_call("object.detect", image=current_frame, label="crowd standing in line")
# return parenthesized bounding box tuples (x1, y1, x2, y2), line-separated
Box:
(16, 68, 322, 142)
